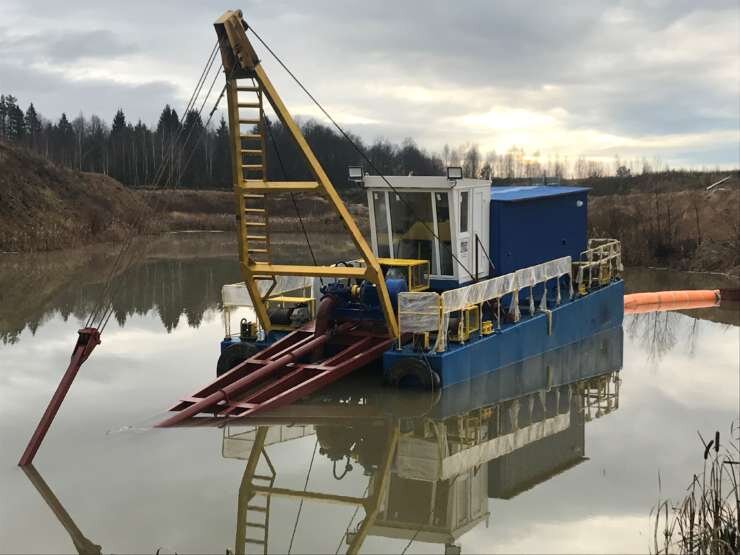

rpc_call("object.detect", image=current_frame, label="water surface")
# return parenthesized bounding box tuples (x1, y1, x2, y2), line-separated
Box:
(1, 233, 738, 554)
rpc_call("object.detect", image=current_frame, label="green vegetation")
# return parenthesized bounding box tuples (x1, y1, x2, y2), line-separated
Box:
(652, 427, 739, 554)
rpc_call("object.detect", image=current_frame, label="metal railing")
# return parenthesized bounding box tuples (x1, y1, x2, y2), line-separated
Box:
(573, 239, 622, 295)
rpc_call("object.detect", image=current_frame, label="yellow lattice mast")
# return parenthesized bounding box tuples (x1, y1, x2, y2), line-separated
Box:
(214, 10, 398, 338)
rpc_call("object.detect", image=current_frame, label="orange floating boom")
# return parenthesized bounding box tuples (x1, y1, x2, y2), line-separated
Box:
(623, 290, 720, 315)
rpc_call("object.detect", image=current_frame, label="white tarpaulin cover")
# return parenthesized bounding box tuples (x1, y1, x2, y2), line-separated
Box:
(397, 256, 572, 350)
(221, 276, 314, 308)
(395, 413, 571, 482)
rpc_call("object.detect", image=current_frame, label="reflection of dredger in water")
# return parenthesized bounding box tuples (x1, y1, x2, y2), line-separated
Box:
(222, 327, 623, 554)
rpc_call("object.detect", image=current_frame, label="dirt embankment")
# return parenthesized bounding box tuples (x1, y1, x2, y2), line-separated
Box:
(0, 141, 156, 252)
(2, 141, 737, 275)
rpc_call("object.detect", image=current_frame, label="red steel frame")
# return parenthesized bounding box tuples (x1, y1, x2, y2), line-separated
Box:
(157, 321, 393, 427)
(19, 328, 101, 466)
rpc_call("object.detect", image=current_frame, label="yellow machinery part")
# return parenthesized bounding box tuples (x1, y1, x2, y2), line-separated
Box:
(214, 10, 399, 338)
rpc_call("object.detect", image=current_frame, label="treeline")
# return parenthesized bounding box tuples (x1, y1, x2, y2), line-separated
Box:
(0, 93, 444, 190)
(2, 93, 734, 190)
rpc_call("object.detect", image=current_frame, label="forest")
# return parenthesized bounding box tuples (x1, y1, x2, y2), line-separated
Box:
(1, 92, 693, 192)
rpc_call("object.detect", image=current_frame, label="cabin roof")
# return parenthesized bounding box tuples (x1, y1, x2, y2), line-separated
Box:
(362, 175, 490, 190)
(491, 185, 589, 202)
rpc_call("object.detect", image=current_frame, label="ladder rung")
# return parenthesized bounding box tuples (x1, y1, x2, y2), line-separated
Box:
(245, 540, 265, 545)
(240, 134, 261, 139)
(244, 208, 266, 213)
(239, 119, 261, 125)
(246, 235, 267, 240)
(243, 193, 265, 198)
(245, 221, 267, 227)
(237, 86, 260, 92)
(243, 181, 320, 192)
(248, 249, 269, 254)
(238, 102, 261, 108)
(241, 149, 263, 155)
(242, 164, 264, 170)
(245, 522, 267, 529)
(247, 505, 267, 512)
(254, 474, 274, 481)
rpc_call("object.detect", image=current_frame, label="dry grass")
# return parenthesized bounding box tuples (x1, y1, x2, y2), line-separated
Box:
(590, 188, 740, 275)
(651, 425, 739, 554)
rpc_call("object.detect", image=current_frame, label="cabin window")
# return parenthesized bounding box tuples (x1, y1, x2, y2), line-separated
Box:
(459, 191, 469, 233)
(389, 192, 435, 267)
(372, 192, 391, 257)
(435, 192, 454, 275)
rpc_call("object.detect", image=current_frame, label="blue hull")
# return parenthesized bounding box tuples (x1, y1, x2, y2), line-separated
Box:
(384, 279, 624, 388)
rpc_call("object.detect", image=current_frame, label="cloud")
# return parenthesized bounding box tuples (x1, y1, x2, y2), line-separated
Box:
(0, 0, 737, 168)
(1, 29, 138, 62)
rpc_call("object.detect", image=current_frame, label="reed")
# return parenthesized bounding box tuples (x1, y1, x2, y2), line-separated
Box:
(651, 424, 739, 554)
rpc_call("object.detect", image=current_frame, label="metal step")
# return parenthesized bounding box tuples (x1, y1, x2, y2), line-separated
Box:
(238, 102, 261, 108)
(239, 119, 261, 125)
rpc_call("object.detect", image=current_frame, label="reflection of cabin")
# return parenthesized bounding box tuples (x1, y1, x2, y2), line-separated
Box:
(219, 370, 621, 555)
(487, 387, 585, 499)
(368, 466, 489, 547)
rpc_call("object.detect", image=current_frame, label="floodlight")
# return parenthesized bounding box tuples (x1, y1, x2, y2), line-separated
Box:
(348, 166, 364, 180)
(446, 166, 463, 180)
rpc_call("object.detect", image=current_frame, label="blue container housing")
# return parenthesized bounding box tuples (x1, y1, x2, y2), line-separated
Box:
(490, 186, 589, 276)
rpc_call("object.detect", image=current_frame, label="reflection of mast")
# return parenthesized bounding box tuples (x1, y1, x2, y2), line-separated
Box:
(223, 327, 624, 554)
(234, 423, 399, 555)
(21, 465, 102, 555)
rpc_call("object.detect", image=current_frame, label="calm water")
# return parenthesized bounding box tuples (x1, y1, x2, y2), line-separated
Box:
(1, 233, 738, 554)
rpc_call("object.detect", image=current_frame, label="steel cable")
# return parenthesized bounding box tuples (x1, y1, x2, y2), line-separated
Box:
(246, 26, 476, 282)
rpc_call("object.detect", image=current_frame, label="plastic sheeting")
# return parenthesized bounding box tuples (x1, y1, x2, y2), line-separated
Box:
(221, 276, 314, 308)
(395, 413, 571, 481)
(397, 256, 572, 351)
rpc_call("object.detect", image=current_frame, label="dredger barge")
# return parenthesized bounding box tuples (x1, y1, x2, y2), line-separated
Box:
(157, 10, 626, 427)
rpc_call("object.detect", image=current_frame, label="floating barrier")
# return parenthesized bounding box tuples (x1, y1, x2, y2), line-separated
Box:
(623, 290, 720, 314)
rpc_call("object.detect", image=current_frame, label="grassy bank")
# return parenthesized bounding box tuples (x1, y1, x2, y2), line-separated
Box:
(590, 188, 739, 275)
(2, 141, 737, 275)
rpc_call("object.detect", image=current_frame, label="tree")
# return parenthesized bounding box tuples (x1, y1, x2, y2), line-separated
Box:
(616, 165, 632, 178)
(3, 95, 25, 141)
(463, 144, 481, 178)
(109, 109, 129, 182)
(213, 116, 231, 187)
(24, 103, 41, 150)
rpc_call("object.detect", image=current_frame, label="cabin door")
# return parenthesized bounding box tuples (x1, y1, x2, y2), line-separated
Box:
(473, 189, 485, 278)
(456, 190, 473, 281)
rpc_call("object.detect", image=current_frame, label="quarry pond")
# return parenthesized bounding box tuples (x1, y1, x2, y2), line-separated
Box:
(1, 232, 738, 554)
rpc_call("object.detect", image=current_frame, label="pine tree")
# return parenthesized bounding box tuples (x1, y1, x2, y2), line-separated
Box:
(24, 103, 41, 151)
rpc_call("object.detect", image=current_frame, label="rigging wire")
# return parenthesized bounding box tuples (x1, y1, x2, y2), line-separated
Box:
(246, 25, 477, 282)
(287, 438, 319, 554)
(85, 40, 220, 329)
(85, 40, 222, 330)
(91, 41, 230, 333)
(99, 71, 228, 333)
(333, 485, 370, 555)
(263, 115, 324, 285)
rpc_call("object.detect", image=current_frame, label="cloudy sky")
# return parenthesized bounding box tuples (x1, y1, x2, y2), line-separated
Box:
(1, 0, 738, 169)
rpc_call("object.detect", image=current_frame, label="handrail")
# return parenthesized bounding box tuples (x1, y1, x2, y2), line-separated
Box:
(398, 257, 572, 352)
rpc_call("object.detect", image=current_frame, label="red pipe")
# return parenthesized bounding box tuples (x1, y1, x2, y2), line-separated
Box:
(624, 290, 720, 314)
(156, 329, 332, 428)
(19, 328, 101, 467)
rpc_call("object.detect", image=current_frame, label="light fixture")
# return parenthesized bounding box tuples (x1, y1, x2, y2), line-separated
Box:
(446, 166, 463, 180)
(347, 166, 364, 180)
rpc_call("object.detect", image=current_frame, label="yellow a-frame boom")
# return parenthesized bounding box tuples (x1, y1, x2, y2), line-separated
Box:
(214, 10, 399, 338)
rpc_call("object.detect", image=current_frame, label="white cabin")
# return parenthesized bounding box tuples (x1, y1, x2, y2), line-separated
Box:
(362, 176, 491, 288)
